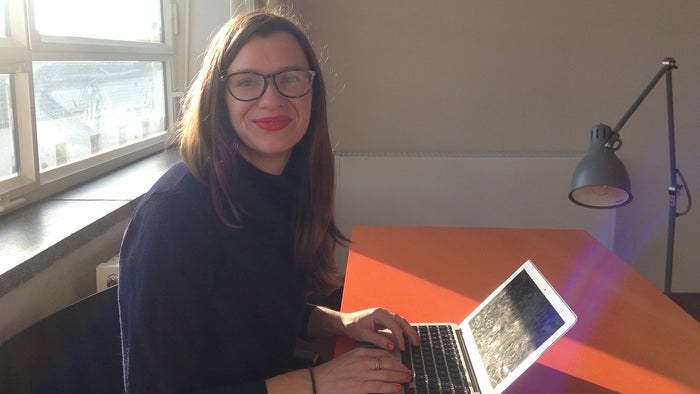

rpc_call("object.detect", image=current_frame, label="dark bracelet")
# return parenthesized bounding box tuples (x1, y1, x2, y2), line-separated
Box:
(308, 366, 317, 394)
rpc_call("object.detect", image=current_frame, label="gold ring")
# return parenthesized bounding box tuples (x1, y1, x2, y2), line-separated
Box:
(374, 356, 383, 370)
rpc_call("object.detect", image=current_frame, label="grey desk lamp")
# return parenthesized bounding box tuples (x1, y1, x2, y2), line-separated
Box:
(568, 57, 692, 295)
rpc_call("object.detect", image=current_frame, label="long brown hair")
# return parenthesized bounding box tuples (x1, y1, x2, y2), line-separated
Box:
(177, 9, 346, 295)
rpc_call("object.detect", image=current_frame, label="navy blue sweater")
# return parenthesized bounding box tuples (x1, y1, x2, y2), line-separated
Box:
(118, 158, 313, 393)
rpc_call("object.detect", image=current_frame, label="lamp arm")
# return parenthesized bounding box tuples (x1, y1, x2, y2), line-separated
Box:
(605, 58, 678, 150)
(664, 59, 678, 295)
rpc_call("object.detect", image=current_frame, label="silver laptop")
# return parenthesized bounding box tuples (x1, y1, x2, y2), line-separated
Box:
(396, 260, 577, 394)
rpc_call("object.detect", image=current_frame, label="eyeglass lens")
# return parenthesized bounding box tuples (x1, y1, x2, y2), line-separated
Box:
(225, 70, 314, 101)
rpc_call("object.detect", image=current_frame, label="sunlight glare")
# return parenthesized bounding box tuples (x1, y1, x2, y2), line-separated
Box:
(32, 0, 162, 42)
(0, 0, 7, 37)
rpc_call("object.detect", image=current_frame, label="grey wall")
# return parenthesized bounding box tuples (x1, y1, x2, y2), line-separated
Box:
(332, 153, 617, 275)
(291, 1, 699, 292)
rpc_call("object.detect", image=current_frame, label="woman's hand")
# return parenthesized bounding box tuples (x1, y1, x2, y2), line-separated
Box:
(313, 347, 412, 393)
(293, 307, 420, 393)
(340, 308, 420, 352)
(308, 306, 420, 352)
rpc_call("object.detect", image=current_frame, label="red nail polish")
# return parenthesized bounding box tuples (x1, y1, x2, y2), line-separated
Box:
(386, 342, 394, 350)
(396, 384, 402, 391)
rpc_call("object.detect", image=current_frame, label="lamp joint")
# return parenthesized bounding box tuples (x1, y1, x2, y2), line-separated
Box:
(663, 57, 677, 69)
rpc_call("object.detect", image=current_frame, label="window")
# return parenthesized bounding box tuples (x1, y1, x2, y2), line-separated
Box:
(33, 61, 166, 172)
(0, 0, 173, 213)
(0, 0, 7, 38)
(32, 0, 163, 43)
(0, 73, 16, 180)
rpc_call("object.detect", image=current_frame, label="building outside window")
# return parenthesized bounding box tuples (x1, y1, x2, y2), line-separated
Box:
(0, 0, 174, 213)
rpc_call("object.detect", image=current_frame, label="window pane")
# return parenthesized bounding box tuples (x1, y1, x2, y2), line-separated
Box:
(34, 61, 166, 172)
(0, 0, 7, 38)
(0, 74, 17, 179)
(33, 0, 162, 43)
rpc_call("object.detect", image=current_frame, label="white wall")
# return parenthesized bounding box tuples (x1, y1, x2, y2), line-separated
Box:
(172, 0, 237, 93)
(292, 1, 699, 292)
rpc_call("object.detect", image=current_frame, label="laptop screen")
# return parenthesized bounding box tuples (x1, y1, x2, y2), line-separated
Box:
(468, 269, 566, 389)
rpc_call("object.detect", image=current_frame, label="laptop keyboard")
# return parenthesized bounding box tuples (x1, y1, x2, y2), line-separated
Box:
(402, 325, 471, 394)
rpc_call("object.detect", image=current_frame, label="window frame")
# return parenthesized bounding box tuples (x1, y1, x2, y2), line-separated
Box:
(0, 0, 175, 214)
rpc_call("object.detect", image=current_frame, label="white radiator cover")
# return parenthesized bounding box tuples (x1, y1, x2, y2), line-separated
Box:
(96, 255, 119, 292)
(333, 152, 616, 274)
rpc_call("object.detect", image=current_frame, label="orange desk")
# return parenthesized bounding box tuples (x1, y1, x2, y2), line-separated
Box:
(337, 226, 700, 393)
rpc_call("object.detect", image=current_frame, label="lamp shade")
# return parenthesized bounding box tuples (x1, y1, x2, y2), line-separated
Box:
(569, 124, 632, 208)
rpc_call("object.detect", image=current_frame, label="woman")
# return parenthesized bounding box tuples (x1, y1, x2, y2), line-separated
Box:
(118, 8, 419, 393)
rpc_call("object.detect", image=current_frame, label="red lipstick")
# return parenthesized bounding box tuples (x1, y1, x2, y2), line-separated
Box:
(252, 115, 292, 131)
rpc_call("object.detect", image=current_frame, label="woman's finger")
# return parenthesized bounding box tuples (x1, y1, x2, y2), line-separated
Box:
(376, 310, 418, 351)
(391, 313, 421, 347)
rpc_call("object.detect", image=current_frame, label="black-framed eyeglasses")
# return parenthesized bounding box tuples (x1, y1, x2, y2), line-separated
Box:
(219, 69, 316, 101)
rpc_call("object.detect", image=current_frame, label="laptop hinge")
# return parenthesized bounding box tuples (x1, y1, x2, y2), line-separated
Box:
(456, 328, 480, 393)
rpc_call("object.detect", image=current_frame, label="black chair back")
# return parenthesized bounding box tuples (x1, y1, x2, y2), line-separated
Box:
(0, 285, 123, 394)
